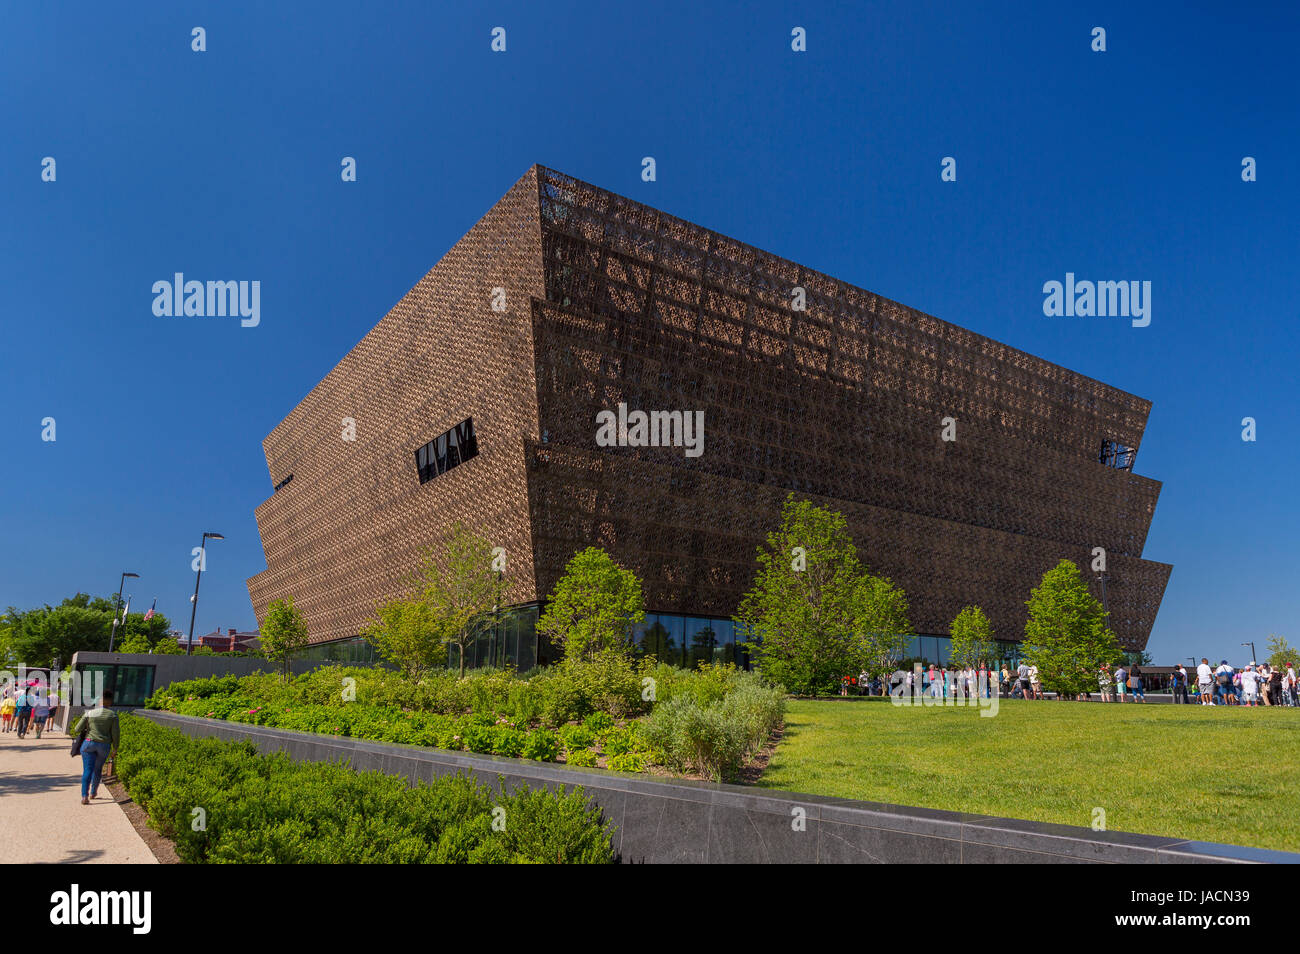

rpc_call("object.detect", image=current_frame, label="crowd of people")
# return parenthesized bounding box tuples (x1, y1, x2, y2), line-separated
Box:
(842, 657, 1300, 705)
(1177, 658, 1299, 706)
(0, 678, 60, 737)
(2, 679, 122, 804)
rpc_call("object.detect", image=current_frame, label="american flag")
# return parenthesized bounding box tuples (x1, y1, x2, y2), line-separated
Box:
(143, 598, 156, 621)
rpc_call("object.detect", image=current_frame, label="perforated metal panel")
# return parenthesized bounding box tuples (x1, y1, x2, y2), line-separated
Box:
(248, 165, 1170, 652)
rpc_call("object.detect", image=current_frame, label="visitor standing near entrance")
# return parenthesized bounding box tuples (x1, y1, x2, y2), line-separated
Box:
(70, 690, 120, 805)
(1214, 660, 1234, 705)
(1174, 664, 1190, 704)
(1016, 661, 1032, 699)
(45, 686, 60, 733)
(0, 686, 14, 732)
(1127, 667, 1145, 702)
(1240, 665, 1260, 707)
(1029, 664, 1042, 699)
(1098, 663, 1112, 702)
(1197, 658, 1214, 704)
(1114, 665, 1127, 702)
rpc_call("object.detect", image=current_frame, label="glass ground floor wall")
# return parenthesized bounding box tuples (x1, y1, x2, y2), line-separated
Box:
(899, 636, 1025, 670)
(297, 612, 1026, 674)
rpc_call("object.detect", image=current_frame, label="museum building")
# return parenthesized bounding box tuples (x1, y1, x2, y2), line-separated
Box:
(247, 165, 1171, 669)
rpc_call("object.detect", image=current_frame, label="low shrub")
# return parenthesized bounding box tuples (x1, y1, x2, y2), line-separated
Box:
(557, 724, 596, 751)
(115, 714, 614, 863)
(521, 730, 560, 762)
(564, 747, 598, 768)
(640, 674, 785, 781)
(607, 751, 649, 773)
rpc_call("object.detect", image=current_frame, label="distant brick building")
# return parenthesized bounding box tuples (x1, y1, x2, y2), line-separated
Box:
(196, 628, 260, 653)
(247, 165, 1170, 669)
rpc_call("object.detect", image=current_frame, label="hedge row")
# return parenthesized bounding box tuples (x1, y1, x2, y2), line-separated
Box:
(150, 695, 654, 771)
(148, 659, 786, 781)
(115, 713, 615, 863)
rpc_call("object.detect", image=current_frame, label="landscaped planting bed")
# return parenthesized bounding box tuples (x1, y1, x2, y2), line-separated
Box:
(146, 657, 785, 782)
(115, 713, 616, 863)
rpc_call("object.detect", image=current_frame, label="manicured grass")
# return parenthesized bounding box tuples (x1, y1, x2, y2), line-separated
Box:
(757, 698, 1300, 849)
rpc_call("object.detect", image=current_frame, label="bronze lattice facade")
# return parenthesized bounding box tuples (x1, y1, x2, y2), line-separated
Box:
(247, 165, 1170, 655)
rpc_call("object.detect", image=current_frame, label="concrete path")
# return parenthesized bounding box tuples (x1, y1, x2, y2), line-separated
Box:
(0, 729, 157, 864)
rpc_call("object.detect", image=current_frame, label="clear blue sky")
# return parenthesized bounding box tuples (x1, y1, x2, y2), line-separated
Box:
(2, 1, 1296, 666)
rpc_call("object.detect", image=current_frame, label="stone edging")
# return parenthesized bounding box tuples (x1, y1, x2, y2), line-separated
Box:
(135, 710, 1299, 865)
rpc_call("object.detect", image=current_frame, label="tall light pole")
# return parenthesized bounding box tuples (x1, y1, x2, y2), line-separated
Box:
(1242, 641, 1257, 664)
(108, 572, 139, 652)
(187, 532, 224, 656)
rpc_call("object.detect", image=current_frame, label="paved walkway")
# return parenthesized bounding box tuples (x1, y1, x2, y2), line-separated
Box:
(0, 729, 157, 864)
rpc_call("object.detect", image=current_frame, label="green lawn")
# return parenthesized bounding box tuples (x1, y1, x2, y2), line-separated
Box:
(757, 698, 1300, 850)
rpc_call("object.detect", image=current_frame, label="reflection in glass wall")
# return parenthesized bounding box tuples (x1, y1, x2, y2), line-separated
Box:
(298, 605, 769, 673)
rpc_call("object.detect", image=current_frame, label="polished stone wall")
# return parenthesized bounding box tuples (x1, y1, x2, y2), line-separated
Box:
(134, 711, 1291, 865)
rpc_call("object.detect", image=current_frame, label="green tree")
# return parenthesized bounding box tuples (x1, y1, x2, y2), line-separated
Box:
(152, 636, 185, 655)
(5, 594, 118, 667)
(1125, 649, 1153, 667)
(117, 608, 172, 648)
(1266, 634, 1300, 670)
(117, 632, 153, 654)
(260, 596, 310, 682)
(363, 595, 441, 680)
(854, 574, 913, 684)
(0, 612, 18, 669)
(735, 495, 873, 695)
(537, 547, 645, 662)
(367, 523, 504, 678)
(949, 605, 994, 668)
(1021, 560, 1123, 697)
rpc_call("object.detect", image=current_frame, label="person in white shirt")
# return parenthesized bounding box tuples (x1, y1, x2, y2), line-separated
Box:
(1240, 665, 1259, 706)
(1283, 666, 1297, 707)
(1196, 658, 1213, 705)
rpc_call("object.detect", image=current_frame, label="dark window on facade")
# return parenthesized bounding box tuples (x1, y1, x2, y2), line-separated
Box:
(1099, 439, 1136, 470)
(415, 417, 479, 484)
(273, 473, 294, 492)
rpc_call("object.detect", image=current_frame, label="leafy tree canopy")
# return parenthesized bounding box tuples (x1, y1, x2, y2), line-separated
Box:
(1021, 560, 1124, 697)
(4, 593, 171, 667)
(735, 495, 911, 694)
(537, 547, 645, 662)
(949, 605, 994, 669)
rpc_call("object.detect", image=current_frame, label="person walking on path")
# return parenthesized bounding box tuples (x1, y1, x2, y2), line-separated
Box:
(44, 686, 60, 734)
(69, 690, 120, 806)
(1, 689, 14, 733)
(14, 683, 33, 738)
(30, 687, 50, 739)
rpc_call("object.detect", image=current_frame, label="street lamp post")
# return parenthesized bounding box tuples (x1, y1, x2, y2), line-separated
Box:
(1242, 641, 1257, 665)
(187, 532, 225, 656)
(108, 572, 140, 652)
